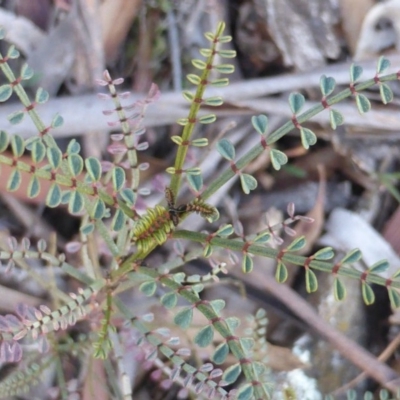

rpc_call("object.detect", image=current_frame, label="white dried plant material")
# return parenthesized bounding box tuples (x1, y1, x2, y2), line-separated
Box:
(272, 365, 322, 400)
(319, 208, 400, 277)
(355, 0, 400, 60)
(27, 15, 75, 95)
(0, 8, 45, 55)
(262, 0, 340, 70)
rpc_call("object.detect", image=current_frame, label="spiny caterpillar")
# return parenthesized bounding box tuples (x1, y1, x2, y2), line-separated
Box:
(131, 205, 174, 253)
(131, 188, 219, 252)
(185, 199, 219, 222)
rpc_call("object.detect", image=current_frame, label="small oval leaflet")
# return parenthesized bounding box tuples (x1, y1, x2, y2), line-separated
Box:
(209, 77, 229, 87)
(287, 236, 306, 252)
(305, 269, 318, 293)
(329, 108, 344, 130)
(275, 261, 288, 283)
(27, 176, 40, 198)
(270, 148, 288, 170)
(288, 92, 305, 114)
(210, 299, 226, 314)
(225, 316, 240, 331)
(0, 130, 9, 152)
(388, 288, 400, 309)
(313, 247, 334, 260)
(85, 157, 102, 181)
(350, 64, 363, 82)
(194, 325, 214, 347)
(192, 59, 207, 70)
(47, 147, 62, 169)
(222, 363, 242, 385)
(68, 154, 84, 177)
(46, 184, 62, 207)
(67, 139, 81, 154)
(251, 114, 268, 135)
(376, 56, 390, 74)
(369, 259, 389, 274)
(31, 141, 46, 163)
(362, 281, 375, 305)
(334, 277, 346, 301)
(112, 166, 125, 192)
(320, 75, 336, 97)
(35, 87, 49, 104)
(186, 73, 201, 85)
(21, 63, 34, 80)
(300, 127, 317, 150)
(199, 114, 217, 124)
(112, 209, 126, 231)
(380, 83, 393, 105)
(240, 173, 257, 194)
(217, 138, 235, 161)
(356, 93, 371, 114)
(161, 292, 178, 309)
(140, 281, 157, 296)
(92, 199, 106, 220)
(68, 191, 84, 214)
(174, 307, 193, 329)
(236, 384, 254, 400)
(7, 170, 21, 192)
(242, 253, 253, 273)
(212, 342, 229, 364)
(0, 84, 12, 102)
(11, 135, 25, 157)
(341, 248, 362, 264)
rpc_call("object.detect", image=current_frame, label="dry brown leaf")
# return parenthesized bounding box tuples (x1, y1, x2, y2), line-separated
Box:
(100, 0, 141, 63)
(267, 343, 307, 371)
(337, 0, 374, 55)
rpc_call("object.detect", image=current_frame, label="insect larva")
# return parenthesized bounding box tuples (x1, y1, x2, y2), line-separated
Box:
(185, 199, 219, 222)
(131, 189, 219, 252)
(131, 205, 174, 252)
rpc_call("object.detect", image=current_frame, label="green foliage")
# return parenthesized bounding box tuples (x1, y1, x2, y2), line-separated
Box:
(0, 21, 398, 400)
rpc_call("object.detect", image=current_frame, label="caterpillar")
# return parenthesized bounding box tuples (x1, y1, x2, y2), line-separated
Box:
(131, 205, 174, 253)
(185, 199, 219, 222)
(131, 188, 219, 252)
